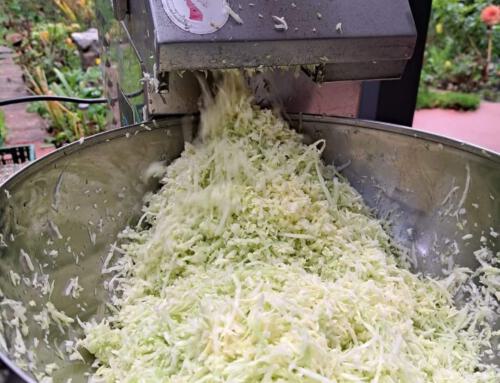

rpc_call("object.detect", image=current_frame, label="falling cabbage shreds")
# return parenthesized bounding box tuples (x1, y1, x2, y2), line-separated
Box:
(80, 73, 499, 382)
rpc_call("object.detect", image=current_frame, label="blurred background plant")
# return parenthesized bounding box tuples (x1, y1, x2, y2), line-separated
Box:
(0, 0, 107, 146)
(17, 22, 82, 83)
(52, 0, 95, 25)
(416, 88, 481, 110)
(418, 0, 499, 110)
(26, 66, 106, 146)
(0, 110, 6, 147)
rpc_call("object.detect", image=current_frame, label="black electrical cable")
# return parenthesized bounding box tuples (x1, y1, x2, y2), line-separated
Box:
(0, 95, 108, 107)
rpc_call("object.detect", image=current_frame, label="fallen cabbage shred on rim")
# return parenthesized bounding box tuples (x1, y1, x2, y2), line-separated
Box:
(79, 72, 499, 382)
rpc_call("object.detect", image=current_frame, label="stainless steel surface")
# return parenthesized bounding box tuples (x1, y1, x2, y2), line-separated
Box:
(117, 0, 416, 75)
(147, 71, 201, 118)
(96, 0, 416, 120)
(251, 73, 362, 118)
(151, 0, 416, 75)
(0, 116, 499, 381)
(0, 164, 27, 185)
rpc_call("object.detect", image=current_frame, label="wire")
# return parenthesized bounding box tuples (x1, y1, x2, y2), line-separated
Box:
(0, 95, 108, 107)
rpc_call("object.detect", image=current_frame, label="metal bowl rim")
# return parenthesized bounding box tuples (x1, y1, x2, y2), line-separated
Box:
(295, 114, 500, 161)
(0, 117, 193, 191)
(1, 115, 499, 192)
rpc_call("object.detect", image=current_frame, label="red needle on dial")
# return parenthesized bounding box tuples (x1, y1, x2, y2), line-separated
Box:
(186, 0, 203, 21)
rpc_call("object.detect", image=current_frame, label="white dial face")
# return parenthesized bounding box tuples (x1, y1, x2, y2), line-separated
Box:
(162, 0, 229, 35)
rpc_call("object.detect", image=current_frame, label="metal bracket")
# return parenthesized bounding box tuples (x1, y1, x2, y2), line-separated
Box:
(157, 72, 170, 94)
(117, 85, 135, 125)
(112, 0, 129, 21)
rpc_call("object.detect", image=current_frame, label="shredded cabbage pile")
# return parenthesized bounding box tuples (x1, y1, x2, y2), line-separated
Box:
(80, 73, 499, 382)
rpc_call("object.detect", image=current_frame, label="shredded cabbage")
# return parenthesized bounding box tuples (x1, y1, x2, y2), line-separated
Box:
(77, 72, 498, 382)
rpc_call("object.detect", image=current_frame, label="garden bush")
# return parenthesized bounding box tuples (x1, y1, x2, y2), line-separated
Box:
(27, 66, 107, 145)
(0, 0, 107, 146)
(419, 0, 499, 109)
(417, 89, 481, 110)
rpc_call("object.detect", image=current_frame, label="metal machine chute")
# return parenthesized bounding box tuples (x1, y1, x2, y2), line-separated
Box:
(99, 0, 416, 122)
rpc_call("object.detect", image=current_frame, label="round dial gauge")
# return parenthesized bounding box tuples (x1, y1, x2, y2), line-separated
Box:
(162, 0, 229, 35)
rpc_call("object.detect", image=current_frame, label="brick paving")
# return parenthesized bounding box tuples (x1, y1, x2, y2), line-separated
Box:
(0, 46, 55, 159)
(413, 102, 500, 154)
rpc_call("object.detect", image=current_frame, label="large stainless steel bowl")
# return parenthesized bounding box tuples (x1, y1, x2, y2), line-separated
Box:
(1, 116, 499, 381)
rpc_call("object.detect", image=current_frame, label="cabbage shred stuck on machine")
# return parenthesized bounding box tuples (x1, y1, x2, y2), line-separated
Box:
(99, 0, 417, 124)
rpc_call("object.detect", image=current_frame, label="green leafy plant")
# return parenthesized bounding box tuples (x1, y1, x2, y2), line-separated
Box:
(421, 0, 499, 104)
(0, 110, 6, 147)
(0, 13, 8, 45)
(0, 1, 60, 44)
(0, 0, 93, 31)
(417, 88, 481, 111)
(27, 66, 107, 146)
(16, 22, 81, 84)
(1, 0, 106, 145)
(52, 0, 95, 26)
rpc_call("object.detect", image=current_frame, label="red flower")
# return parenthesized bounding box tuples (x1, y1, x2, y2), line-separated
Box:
(481, 5, 500, 26)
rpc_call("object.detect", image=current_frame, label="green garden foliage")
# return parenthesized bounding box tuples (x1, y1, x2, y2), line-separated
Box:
(0, 110, 6, 147)
(418, 0, 499, 110)
(0, 0, 107, 146)
(417, 88, 481, 110)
